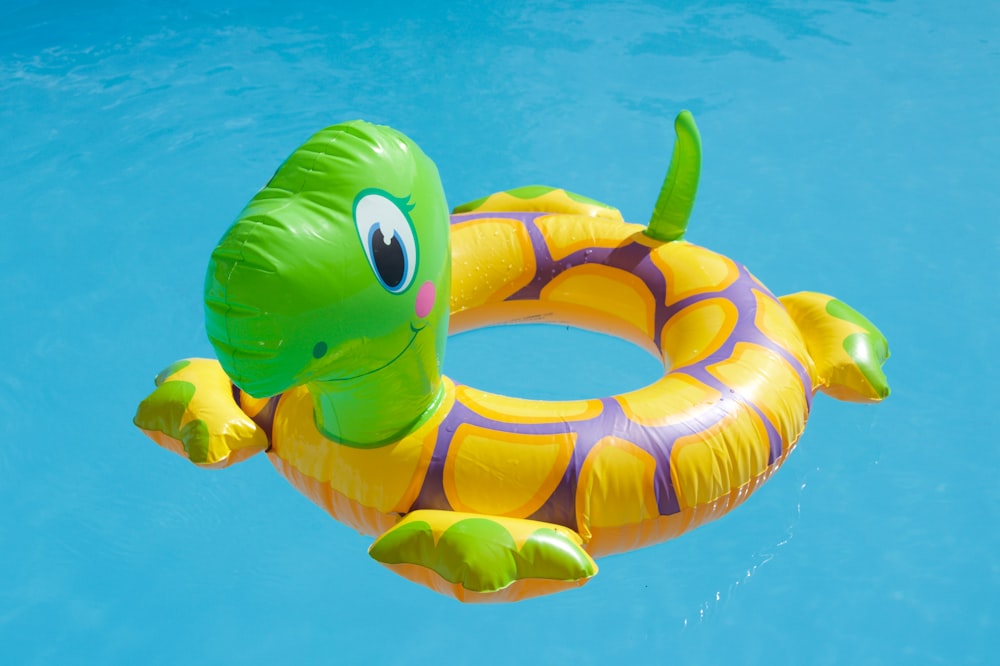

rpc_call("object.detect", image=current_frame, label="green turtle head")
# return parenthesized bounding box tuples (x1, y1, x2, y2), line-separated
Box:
(205, 121, 451, 399)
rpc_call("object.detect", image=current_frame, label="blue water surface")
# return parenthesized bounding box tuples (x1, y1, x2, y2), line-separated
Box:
(1, 1, 996, 664)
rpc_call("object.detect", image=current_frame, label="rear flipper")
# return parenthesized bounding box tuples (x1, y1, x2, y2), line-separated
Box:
(780, 292, 890, 403)
(369, 510, 598, 603)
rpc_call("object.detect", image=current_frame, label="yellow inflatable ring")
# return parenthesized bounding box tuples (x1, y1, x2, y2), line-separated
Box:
(135, 113, 890, 603)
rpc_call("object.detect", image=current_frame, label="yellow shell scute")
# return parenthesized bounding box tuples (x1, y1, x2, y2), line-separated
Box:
(660, 297, 738, 369)
(707, 343, 808, 456)
(616, 373, 720, 428)
(575, 436, 659, 541)
(669, 402, 770, 510)
(443, 424, 575, 517)
(535, 214, 642, 261)
(650, 242, 740, 304)
(455, 385, 602, 424)
(752, 289, 812, 375)
(450, 217, 535, 311)
(541, 263, 658, 341)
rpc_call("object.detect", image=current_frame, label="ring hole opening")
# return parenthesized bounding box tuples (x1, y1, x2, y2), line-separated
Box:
(444, 323, 663, 401)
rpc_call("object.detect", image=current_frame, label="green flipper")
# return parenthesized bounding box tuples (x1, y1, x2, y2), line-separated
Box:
(780, 292, 890, 402)
(646, 110, 702, 242)
(369, 510, 598, 599)
(133, 358, 269, 467)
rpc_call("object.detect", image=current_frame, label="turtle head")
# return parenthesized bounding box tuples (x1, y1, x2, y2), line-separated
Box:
(204, 121, 450, 399)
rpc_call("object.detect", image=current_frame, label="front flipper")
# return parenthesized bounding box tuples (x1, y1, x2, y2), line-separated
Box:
(369, 510, 598, 603)
(780, 292, 890, 402)
(133, 358, 269, 468)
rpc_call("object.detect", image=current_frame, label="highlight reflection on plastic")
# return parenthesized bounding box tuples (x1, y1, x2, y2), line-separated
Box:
(134, 112, 890, 603)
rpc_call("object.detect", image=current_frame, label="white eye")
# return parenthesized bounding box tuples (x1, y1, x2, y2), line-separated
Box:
(353, 191, 418, 293)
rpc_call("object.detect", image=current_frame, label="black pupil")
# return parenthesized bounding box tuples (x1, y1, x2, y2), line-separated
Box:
(371, 226, 405, 288)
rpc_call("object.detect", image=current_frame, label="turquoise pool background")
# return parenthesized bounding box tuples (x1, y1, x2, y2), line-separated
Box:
(1, 0, 996, 663)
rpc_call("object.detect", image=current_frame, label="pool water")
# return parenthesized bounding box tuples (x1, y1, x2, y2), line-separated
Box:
(1, 1, 996, 663)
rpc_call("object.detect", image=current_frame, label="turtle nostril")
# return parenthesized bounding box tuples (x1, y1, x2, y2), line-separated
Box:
(313, 341, 328, 359)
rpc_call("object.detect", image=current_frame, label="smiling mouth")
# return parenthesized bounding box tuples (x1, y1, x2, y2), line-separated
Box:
(319, 322, 425, 383)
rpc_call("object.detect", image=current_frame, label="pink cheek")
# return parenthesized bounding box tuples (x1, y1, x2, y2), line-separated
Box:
(414, 280, 436, 319)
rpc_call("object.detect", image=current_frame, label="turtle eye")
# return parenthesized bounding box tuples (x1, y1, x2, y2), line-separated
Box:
(353, 191, 418, 293)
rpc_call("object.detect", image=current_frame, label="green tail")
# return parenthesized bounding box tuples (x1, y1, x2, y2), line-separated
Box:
(646, 110, 702, 242)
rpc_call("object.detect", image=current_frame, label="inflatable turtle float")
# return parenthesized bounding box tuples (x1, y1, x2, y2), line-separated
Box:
(135, 112, 889, 602)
